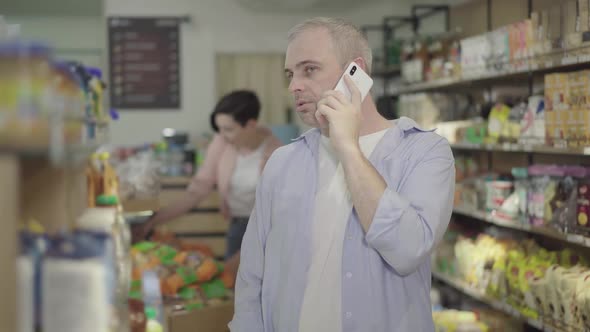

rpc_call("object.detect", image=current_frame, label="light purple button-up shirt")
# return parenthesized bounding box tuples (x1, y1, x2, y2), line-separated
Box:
(230, 117, 455, 332)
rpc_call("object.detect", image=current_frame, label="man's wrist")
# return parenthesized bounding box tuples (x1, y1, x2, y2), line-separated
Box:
(339, 143, 363, 166)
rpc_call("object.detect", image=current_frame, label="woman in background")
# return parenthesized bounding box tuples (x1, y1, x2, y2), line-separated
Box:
(137, 90, 282, 278)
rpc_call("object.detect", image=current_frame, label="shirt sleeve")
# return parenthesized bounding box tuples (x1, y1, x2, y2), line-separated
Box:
(365, 139, 455, 276)
(228, 154, 275, 331)
(187, 134, 225, 192)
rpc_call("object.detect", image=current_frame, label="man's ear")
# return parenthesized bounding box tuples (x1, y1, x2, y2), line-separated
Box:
(352, 57, 369, 73)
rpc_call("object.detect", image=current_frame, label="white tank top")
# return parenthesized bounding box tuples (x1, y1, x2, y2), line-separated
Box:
(227, 142, 266, 218)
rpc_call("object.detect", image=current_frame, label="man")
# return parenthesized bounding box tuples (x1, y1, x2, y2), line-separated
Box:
(230, 17, 455, 332)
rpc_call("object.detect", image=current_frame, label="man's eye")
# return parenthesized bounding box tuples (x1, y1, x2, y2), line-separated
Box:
(305, 66, 317, 74)
(286, 72, 293, 80)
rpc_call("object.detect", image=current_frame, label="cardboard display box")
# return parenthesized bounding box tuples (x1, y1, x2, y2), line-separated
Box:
(167, 301, 234, 332)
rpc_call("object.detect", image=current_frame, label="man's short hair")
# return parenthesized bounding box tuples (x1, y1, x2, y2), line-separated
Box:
(288, 17, 373, 74)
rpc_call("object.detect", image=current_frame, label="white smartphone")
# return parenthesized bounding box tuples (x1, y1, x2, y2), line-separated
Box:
(334, 62, 374, 102)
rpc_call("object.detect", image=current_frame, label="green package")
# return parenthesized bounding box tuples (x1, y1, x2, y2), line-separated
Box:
(201, 279, 227, 299)
(133, 241, 158, 252)
(177, 266, 197, 284)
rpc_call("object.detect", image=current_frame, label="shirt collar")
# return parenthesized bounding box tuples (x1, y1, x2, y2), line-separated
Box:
(393, 116, 435, 135)
(292, 117, 434, 159)
(292, 128, 321, 158)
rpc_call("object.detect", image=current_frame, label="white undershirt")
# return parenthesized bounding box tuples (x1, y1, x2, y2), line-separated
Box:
(298, 128, 389, 332)
(227, 142, 265, 218)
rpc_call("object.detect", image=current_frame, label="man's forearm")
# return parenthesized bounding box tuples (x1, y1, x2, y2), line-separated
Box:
(341, 146, 387, 232)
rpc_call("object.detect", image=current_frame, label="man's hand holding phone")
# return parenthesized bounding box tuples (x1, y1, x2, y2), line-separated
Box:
(316, 75, 362, 158)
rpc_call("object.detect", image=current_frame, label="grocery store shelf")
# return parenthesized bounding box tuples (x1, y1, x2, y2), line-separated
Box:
(0, 139, 107, 164)
(431, 271, 546, 330)
(393, 48, 590, 95)
(372, 65, 401, 77)
(453, 206, 590, 247)
(160, 176, 192, 188)
(450, 142, 590, 156)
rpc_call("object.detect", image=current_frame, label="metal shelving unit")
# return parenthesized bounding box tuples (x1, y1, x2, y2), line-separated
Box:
(394, 45, 590, 96)
(452, 205, 590, 247)
(450, 143, 590, 156)
(432, 271, 551, 331)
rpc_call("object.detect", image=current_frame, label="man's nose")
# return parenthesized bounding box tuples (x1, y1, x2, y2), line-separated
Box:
(288, 77, 303, 93)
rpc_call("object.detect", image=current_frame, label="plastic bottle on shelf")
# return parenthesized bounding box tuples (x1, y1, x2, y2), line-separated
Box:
(78, 196, 131, 332)
(512, 167, 529, 218)
(87, 67, 105, 123)
(18, 220, 47, 332)
(99, 152, 119, 197)
(42, 233, 111, 332)
(142, 270, 166, 332)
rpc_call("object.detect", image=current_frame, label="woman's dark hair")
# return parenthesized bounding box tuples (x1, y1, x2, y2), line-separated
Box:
(210, 90, 261, 132)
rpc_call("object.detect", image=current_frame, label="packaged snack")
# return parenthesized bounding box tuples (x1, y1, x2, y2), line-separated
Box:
(576, 170, 590, 231)
(520, 96, 545, 145)
(528, 165, 563, 226)
(547, 166, 584, 232)
(485, 179, 513, 212)
(487, 103, 511, 143)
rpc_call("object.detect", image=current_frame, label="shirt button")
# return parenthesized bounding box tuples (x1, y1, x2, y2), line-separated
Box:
(347, 235, 353, 240)
(345, 272, 352, 279)
(345, 312, 352, 319)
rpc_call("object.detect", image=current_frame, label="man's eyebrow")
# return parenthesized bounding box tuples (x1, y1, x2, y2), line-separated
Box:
(285, 60, 321, 73)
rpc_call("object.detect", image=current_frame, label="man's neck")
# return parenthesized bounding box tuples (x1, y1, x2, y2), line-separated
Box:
(358, 95, 392, 136)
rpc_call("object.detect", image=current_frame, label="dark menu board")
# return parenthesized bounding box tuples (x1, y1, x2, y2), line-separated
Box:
(108, 17, 181, 109)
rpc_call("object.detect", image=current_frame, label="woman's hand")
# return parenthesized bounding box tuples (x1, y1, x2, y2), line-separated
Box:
(131, 219, 156, 243)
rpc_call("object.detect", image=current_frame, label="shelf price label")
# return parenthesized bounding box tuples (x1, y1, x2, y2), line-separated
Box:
(566, 234, 585, 244)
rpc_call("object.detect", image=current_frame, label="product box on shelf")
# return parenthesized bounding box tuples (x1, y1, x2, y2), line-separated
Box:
(566, 0, 584, 49)
(530, 12, 541, 59)
(580, 71, 590, 146)
(581, 0, 590, 33)
(544, 73, 570, 146)
(540, 10, 552, 55)
(568, 71, 587, 147)
(548, 4, 563, 49)
(567, 72, 580, 147)
(565, 0, 578, 35)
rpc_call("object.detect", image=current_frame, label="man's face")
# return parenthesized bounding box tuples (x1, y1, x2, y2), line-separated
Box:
(285, 28, 344, 128)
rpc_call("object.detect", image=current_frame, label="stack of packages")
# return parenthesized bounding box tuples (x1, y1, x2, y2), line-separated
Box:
(432, 311, 489, 332)
(433, 230, 590, 331)
(545, 70, 590, 148)
(454, 163, 590, 237)
(129, 232, 234, 309)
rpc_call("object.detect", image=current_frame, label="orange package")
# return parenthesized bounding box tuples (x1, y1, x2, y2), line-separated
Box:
(164, 274, 185, 295)
(196, 259, 219, 282)
(173, 251, 188, 265)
